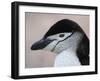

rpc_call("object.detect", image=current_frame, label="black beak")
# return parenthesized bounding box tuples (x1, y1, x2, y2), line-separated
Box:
(31, 38, 55, 50)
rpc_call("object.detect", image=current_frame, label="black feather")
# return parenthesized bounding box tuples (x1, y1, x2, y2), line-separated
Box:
(76, 34, 89, 65)
(44, 19, 83, 38)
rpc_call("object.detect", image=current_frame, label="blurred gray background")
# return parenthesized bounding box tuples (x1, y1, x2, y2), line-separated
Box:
(25, 12, 89, 68)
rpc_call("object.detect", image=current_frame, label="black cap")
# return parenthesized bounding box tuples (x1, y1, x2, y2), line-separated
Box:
(44, 19, 83, 38)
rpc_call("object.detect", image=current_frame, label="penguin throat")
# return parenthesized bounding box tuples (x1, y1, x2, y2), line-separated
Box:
(54, 49, 81, 67)
(53, 42, 78, 54)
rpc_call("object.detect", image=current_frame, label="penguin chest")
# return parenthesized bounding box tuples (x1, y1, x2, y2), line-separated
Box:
(54, 50, 81, 67)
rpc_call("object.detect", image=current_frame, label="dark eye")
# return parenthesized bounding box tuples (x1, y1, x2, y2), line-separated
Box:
(59, 34, 65, 37)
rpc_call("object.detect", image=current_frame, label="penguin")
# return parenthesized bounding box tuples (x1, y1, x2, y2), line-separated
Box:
(31, 19, 89, 67)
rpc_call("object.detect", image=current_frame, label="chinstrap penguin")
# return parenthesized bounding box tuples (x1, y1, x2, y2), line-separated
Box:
(31, 19, 89, 67)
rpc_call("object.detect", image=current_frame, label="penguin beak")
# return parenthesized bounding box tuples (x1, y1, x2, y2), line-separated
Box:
(31, 38, 55, 50)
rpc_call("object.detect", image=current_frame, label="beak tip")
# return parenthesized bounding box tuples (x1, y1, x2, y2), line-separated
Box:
(31, 46, 33, 50)
(31, 45, 37, 50)
(31, 45, 34, 50)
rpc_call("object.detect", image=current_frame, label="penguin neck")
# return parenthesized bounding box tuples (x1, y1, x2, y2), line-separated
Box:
(54, 46, 81, 67)
(56, 42, 78, 54)
(63, 46, 77, 53)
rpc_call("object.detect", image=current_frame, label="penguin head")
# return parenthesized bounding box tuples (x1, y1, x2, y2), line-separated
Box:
(31, 19, 89, 64)
(31, 19, 88, 54)
(31, 19, 89, 65)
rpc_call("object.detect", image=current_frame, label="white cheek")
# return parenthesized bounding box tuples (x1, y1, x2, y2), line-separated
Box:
(64, 33, 72, 38)
(43, 40, 58, 51)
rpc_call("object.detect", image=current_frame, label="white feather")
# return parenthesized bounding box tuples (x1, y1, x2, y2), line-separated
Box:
(54, 49, 81, 67)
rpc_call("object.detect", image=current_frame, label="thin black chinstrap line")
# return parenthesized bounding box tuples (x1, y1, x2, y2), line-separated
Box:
(51, 32, 74, 52)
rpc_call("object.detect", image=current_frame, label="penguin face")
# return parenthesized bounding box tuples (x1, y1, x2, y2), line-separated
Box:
(31, 32, 72, 51)
(31, 19, 86, 54)
(41, 32, 73, 53)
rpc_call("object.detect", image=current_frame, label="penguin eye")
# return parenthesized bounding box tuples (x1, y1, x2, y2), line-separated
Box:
(59, 34, 65, 37)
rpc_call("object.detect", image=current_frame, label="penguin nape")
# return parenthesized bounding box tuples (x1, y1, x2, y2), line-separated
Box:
(31, 19, 89, 66)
